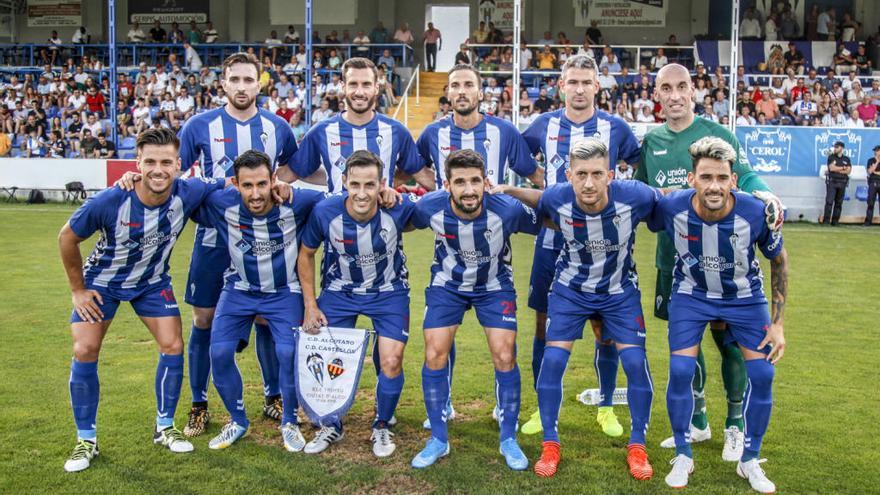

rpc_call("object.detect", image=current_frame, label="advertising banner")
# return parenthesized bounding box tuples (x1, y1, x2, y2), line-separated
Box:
(574, 0, 666, 28)
(27, 0, 81, 27)
(129, 0, 209, 24)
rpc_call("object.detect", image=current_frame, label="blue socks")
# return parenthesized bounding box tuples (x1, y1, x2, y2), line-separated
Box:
(536, 345, 570, 443)
(188, 325, 211, 405)
(155, 353, 184, 429)
(375, 371, 405, 426)
(742, 358, 775, 462)
(618, 347, 653, 445)
(494, 366, 521, 441)
(254, 322, 280, 399)
(274, 342, 298, 425)
(594, 341, 619, 406)
(667, 354, 697, 457)
(210, 341, 249, 427)
(531, 337, 545, 389)
(69, 359, 99, 440)
(422, 364, 451, 443)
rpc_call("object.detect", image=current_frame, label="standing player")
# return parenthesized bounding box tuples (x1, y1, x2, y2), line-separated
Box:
(191, 150, 323, 452)
(278, 57, 433, 193)
(58, 128, 220, 472)
(298, 151, 415, 457)
(650, 137, 788, 493)
(497, 138, 658, 480)
(409, 150, 540, 470)
(520, 54, 641, 437)
(416, 63, 543, 429)
(178, 52, 302, 437)
(636, 63, 784, 459)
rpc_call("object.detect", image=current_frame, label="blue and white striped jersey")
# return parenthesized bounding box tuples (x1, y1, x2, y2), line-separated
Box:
(647, 190, 784, 302)
(411, 191, 541, 293)
(69, 178, 224, 290)
(417, 114, 537, 187)
(522, 109, 641, 250)
(193, 187, 326, 293)
(291, 112, 423, 192)
(178, 107, 299, 250)
(301, 193, 415, 294)
(537, 181, 660, 295)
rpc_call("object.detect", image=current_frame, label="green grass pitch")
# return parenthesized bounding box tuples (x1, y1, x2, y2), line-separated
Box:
(0, 203, 878, 494)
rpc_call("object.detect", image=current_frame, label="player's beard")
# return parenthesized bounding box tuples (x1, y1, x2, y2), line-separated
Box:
(454, 97, 479, 116)
(345, 94, 376, 115)
(229, 91, 256, 111)
(453, 192, 482, 214)
(566, 93, 593, 111)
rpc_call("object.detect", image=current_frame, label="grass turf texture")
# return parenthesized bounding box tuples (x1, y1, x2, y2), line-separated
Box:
(0, 203, 878, 494)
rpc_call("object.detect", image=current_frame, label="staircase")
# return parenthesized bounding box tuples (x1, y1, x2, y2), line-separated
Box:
(389, 71, 447, 138)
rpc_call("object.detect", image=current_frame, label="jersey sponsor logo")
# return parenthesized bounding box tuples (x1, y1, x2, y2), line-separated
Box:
(335, 237, 354, 244)
(677, 231, 699, 241)
(330, 141, 350, 146)
(237, 224, 249, 230)
(652, 149, 668, 156)
(698, 254, 741, 271)
(459, 249, 492, 264)
(213, 137, 233, 143)
(565, 219, 585, 227)
(440, 145, 458, 151)
(549, 135, 566, 141)
(439, 233, 456, 239)
(120, 220, 142, 228)
(122, 239, 140, 249)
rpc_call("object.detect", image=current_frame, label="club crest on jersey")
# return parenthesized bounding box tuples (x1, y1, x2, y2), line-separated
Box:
(277, 217, 285, 228)
(327, 358, 345, 380)
(166, 208, 175, 220)
(483, 228, 494, 242)
(484, 138, 491, 150)
(259, 132, 269, 147)
(378, 228, 390, 243)
(729, 233, 740, 247)
(235, 239, 252, 253)
(376, 134, 384, 146)
(307, 353, 325, 386)
(612, 215, 622, 227)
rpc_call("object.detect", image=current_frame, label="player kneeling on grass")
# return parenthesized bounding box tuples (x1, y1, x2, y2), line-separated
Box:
(408, 149, 540, 470)
(186, 150, 323, 452)
(647, 137, 789, 493)
(58, 128, 226, 472)
(496, 137, 658, 480)
(297, 150, 415, 457)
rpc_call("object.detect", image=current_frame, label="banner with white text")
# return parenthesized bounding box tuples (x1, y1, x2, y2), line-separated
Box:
(574, 0, 666, 28)
(27, 0, 81, 27)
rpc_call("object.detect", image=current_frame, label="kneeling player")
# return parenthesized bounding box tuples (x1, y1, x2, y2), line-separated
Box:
(58, 129, 222, 471)
(192, 150, 322, 452)
(409, 149, 540, 470)
(649, 137, 788, 493)
(498, 137, 657, 479)
(298, 150, 415, 457)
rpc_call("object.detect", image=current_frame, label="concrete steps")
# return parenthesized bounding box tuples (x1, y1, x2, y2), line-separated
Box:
(388, 71, 448, 138)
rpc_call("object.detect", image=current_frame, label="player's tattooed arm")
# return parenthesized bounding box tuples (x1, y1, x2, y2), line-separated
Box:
(58, 223, 104, 323)
(762, 247, 789, 364)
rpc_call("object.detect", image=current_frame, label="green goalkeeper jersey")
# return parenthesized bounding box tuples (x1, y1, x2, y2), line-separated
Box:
(634, 116, 771, 272)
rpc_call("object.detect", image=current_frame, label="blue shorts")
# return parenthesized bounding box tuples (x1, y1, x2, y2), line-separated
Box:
(184, 245, 230, 308)
(318, 290, 410, 343)
(70, 282, 181, 323)
(528, 245, 560, 313)
(424, 286, 518, 331)
(211, 288, 304, 348)
(668, 293, 771, 354)
(546, 283, 647, 346)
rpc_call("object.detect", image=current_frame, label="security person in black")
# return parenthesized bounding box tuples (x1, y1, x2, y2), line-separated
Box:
(865, 145, 880, 226)
(823, 140, 851, 226)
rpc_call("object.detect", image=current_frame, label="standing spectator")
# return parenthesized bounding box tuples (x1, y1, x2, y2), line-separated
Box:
(187, 21, 202, 44)
(865, 146, 880, 225)
(740, 9, 762, 39)
(150, 20, 167, 43)
(423, 22, 442, 72)
(765, 12, 779, 41)
(471, 21, 490, 44)
(284, 25, 300, 44)
(780, 9, 800, 40)
(783, 42, 805, 74)
(72, 26, 89, 44)
(840, 12, 860, 42)
(816, 6, 834, 41)
(261, 30, 282, 65)
(169, 22, 185, 44)
(128, 22, 146, 43)
(393, 23, 414, 45)
(519, 41, 533, 69)
(650, 48, 668, 71)
(203, 21, 219, 43)
(823, 141, 851, 225)
(585, 19, 603, 45)
(184, 42, 203, 71)
(370, 22, 388, 43)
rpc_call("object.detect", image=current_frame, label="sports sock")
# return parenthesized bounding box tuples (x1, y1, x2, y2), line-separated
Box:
(422, 364, 450, 443)
(494, 365, 521, 442)
(254, 323, 280, 398)
(447, 342, 456, 409)
(69, 359, 99, 441)
(594, 341, 619, 406)
(210, 341, 249, 428)
(667, 354, 697, 458)
(274, 342, 298, 425)
(155, 353, 184, 430)
(742, 358, 775, 462)
(375, 371, 404, 427)
(691, 347, 709, 430)
(372, 339, 382, 377)
(711, 329, 747, 430)
(618, 347, 653, 446)
(188, 325, 211, 406)
(531, 336, 545, 390)
(536, 346, 570, 443)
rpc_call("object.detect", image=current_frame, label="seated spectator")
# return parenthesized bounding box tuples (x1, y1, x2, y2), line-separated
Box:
(597, 66, 617, 91)
(615, 102, 633, 122)
(756, 92, 780, 122)
(537, 46, 556, 70)
(128, 22, 146, 43)
(788, 91, 818, 124)
(187, 20, 202, 44)
(650, 47, 667, 71)
(72, 26, 89, 44)
(46, 130, 67, 158)
(327, 49, 343, 70)
(846, 80, 865, 112)
(290, 110, 308, 143)
(132, 98, 151, 134)
(175, 87, 195, 122)
(845, 108, 865, 128)
(370, 22, 388, 43)
(169, 22, 185, 44)
(393, 23, 414, 45)
(116, 100, 133, 137)
(95, 132, 115, 158)
(713, 89, 730, 119)
(519, 105, 536, 125)
(767, 44, 785, 74)
(533, 88, 553, 113)
(856, 96, 878, 125)
(203, 21, 219, 43)
(275, 98, 295, 124)
(636, 104, 655, 123)
(284, 25, 300, 44)
(261, 30, 283, 64)
(311, 98, 334, 123)
(377, 49, 395, 70)
(283, 54, 305, 74)
(821, 104, 845, 127)
(633, 89, 653, 115)
(596, 92, 613, 113)
(520, 41, 534, 69)
(839, 12, 860, 42)
(600, 51, 621, 73)
(615, 162, 634, 180)
(833, 45, 856, 74)
(783, 42, 805, 74)
(756, 112, 769, 125)
(855, 45, 872, 74)
(693, 77, 710, 103)
(454, 45, 471, 65)
(24, 128, 46, 157)
(353, 31, 370, 53)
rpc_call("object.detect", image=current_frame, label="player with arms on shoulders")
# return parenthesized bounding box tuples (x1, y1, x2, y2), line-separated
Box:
(408, 149, 540, 470)
(648, 137, 788, 493)
(58, 128, 224, 472)
(636, 63, 784, 460)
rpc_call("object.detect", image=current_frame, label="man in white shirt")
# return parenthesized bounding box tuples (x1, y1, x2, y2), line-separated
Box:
(520, 41, 533, 70)
(284, 25, 300, 44)
(203, 21, 219, 43)
(764, 13, 779, 41)
(650, 48, 668, 71)
(844, 109, 865, 128)
(484, 78, 503, 99)
(128, 23, 146, 43)
(283, 55, 304, 74)
(262, 30, 283, 64)
(73, 66, 89, 86)
(821, 105, 846, 127)
(615, 162, 634, 180)
(311, 99, 333, 124)
(174, 87, 195, 122)
(81, 113, 103, 139)
(184, 42, 203, 72)
(816, 7, 834, 40)
(735, 106, 756, 126)
(353, 31, 371, 53)
(597, 66, 618, 90)
(66, 89, 86, 118)
(788, 91, 818, 124)
(740, 9, 762, 39)
(72, 27, 89, 44)
(633, 89, 653, 115)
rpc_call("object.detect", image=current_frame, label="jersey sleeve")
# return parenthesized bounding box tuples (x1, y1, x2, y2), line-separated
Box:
(293, 188, 327, 219)
(634, 144, 649, 183)
(511, 196, 540, 235)
(290, 128, 321, 179)
(184, 176, 225, 206)
(409, 192, 436, 229)
(178, 119, 200, 173)
(416, 130, 435, 168)
(276, 122, 299, 167)
(646, 194, 668, 233)
(521, 117, 545, 155)
(394, 194, 420, 228)
(507, 131, 538, 177)
(300, 207, 326, 250)
(190, 191, 220, 227)
(617, 122, 642, 164)
(397, 129, 425, 175)
(535, 187, 557, 225)
(68, 193, 108, 239)
(633, 181, 663, 222)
